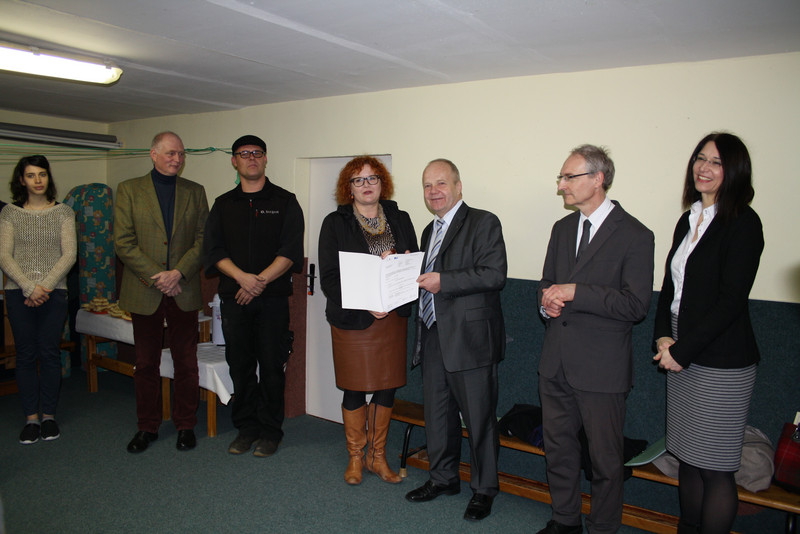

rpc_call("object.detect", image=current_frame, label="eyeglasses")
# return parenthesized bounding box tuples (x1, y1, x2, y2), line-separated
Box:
(556, 172, 595, 183)
(234, 150, 266, 159)
(693, 155, 722, 169)
(350, 175, 381, 187)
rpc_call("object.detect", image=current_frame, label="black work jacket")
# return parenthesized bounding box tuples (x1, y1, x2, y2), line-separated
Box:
(204, 180, 304, 299)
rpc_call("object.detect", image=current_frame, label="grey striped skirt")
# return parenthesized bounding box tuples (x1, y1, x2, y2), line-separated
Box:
(665, 314, 757, 471)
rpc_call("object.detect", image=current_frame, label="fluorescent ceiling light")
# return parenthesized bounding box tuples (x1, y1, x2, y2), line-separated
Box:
(0, 41, 122, 85)
(0, 122, 122, 150)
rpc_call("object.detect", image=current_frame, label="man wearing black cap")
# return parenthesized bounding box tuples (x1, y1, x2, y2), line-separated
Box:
(203, 135, 304, 457)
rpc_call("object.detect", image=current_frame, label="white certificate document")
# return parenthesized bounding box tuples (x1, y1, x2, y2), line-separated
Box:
(339, 251, 425, 312)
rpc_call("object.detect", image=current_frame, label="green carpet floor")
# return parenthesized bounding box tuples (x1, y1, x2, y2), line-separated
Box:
(2, 369, 773, 533)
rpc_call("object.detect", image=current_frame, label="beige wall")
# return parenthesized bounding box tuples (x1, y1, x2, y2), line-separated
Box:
(0, 110, 109, 204)
(3, 52, 798, 302)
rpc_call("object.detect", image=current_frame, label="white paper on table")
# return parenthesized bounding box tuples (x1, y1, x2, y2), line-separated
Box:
(339, 251, 424, 312)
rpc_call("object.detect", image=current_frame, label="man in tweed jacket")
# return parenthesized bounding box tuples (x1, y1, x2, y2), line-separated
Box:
(114, 131, 209, 453)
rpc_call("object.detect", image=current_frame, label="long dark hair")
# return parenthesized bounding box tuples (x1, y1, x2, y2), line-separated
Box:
(682, 132, 754, 222)
(11, 155, 57, 204)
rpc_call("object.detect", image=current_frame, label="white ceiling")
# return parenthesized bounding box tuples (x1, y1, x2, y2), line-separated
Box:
(1, 0, 799, 123)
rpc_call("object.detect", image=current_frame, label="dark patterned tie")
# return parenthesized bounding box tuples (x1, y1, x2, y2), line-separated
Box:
(420, 219, 445, 328)
(576, 219, 591, 261)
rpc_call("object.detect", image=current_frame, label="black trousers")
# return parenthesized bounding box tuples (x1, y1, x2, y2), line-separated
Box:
(221, 295, 290, 441)
(539, 365, 627, 533)
(421, 324, 499, 496)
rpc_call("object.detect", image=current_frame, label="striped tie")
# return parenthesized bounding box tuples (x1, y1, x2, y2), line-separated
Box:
(420, 219, 444, 328)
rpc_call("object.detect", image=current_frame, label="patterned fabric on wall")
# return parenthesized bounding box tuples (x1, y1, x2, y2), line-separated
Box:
(63, 184, 117, 364)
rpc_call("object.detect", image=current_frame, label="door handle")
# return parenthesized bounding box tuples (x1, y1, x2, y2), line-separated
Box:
(305, 263, 317, 295)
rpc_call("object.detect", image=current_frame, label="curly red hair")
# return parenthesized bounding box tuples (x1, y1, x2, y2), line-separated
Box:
(335, 156, 394, 205)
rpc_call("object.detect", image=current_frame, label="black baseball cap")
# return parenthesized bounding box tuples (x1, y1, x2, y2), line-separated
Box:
(232, 135, 266, 153)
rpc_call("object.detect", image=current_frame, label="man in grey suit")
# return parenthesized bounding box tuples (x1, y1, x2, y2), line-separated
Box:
(405, 159, 507, 522)
(536, 145, 654, 534)
(115, 131, 209, 454)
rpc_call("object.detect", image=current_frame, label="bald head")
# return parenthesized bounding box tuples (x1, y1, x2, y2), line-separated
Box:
(150, 131, 185, 176)
(422, 158, 463, 218)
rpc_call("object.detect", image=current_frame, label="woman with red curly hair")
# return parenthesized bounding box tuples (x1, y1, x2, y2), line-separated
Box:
(319, 156, 418, 485)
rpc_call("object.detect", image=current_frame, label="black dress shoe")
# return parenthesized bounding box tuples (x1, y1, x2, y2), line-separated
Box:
(176, 429, 196, 451)
(464, 493, 494, 521)
(535, 519, 583, 534)
(405, 480, 460, 502)
(127, 431, 158, 453)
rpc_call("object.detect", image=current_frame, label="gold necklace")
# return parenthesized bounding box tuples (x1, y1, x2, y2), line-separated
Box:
(353, 204, 386, 235)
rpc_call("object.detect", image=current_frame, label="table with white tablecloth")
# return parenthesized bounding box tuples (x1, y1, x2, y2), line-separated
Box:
(76, 310, 224, 436)
(160, 342, 232, 437)
(76, 309, 136, 391)
(76, 309, 211, 390)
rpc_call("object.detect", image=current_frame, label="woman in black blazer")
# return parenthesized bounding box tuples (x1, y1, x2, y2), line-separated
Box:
(653, 132, 764, 534)
(319, 156, 418, 486)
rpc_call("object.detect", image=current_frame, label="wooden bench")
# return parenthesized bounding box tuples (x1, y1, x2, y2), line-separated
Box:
(391, 399, 800, 534)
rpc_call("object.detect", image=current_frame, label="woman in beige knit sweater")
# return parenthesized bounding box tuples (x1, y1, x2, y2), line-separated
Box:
(0, 155, 76, 445)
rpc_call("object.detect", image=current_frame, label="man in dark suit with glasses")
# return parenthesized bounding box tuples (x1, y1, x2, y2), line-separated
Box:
(536, 145, 654, 534)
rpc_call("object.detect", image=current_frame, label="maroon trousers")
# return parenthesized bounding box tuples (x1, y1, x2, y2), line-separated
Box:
(131, 296, 199, 433)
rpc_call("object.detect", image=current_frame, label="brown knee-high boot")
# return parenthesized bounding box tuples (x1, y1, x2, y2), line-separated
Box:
(342, 405, 367, 485)
(366, 403, 402, 483)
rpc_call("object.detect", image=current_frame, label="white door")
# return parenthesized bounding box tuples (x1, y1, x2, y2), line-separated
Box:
(305, 155, 392, 423)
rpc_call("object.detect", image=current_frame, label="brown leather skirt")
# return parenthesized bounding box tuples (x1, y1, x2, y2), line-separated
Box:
(330, 311, 408, 391)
